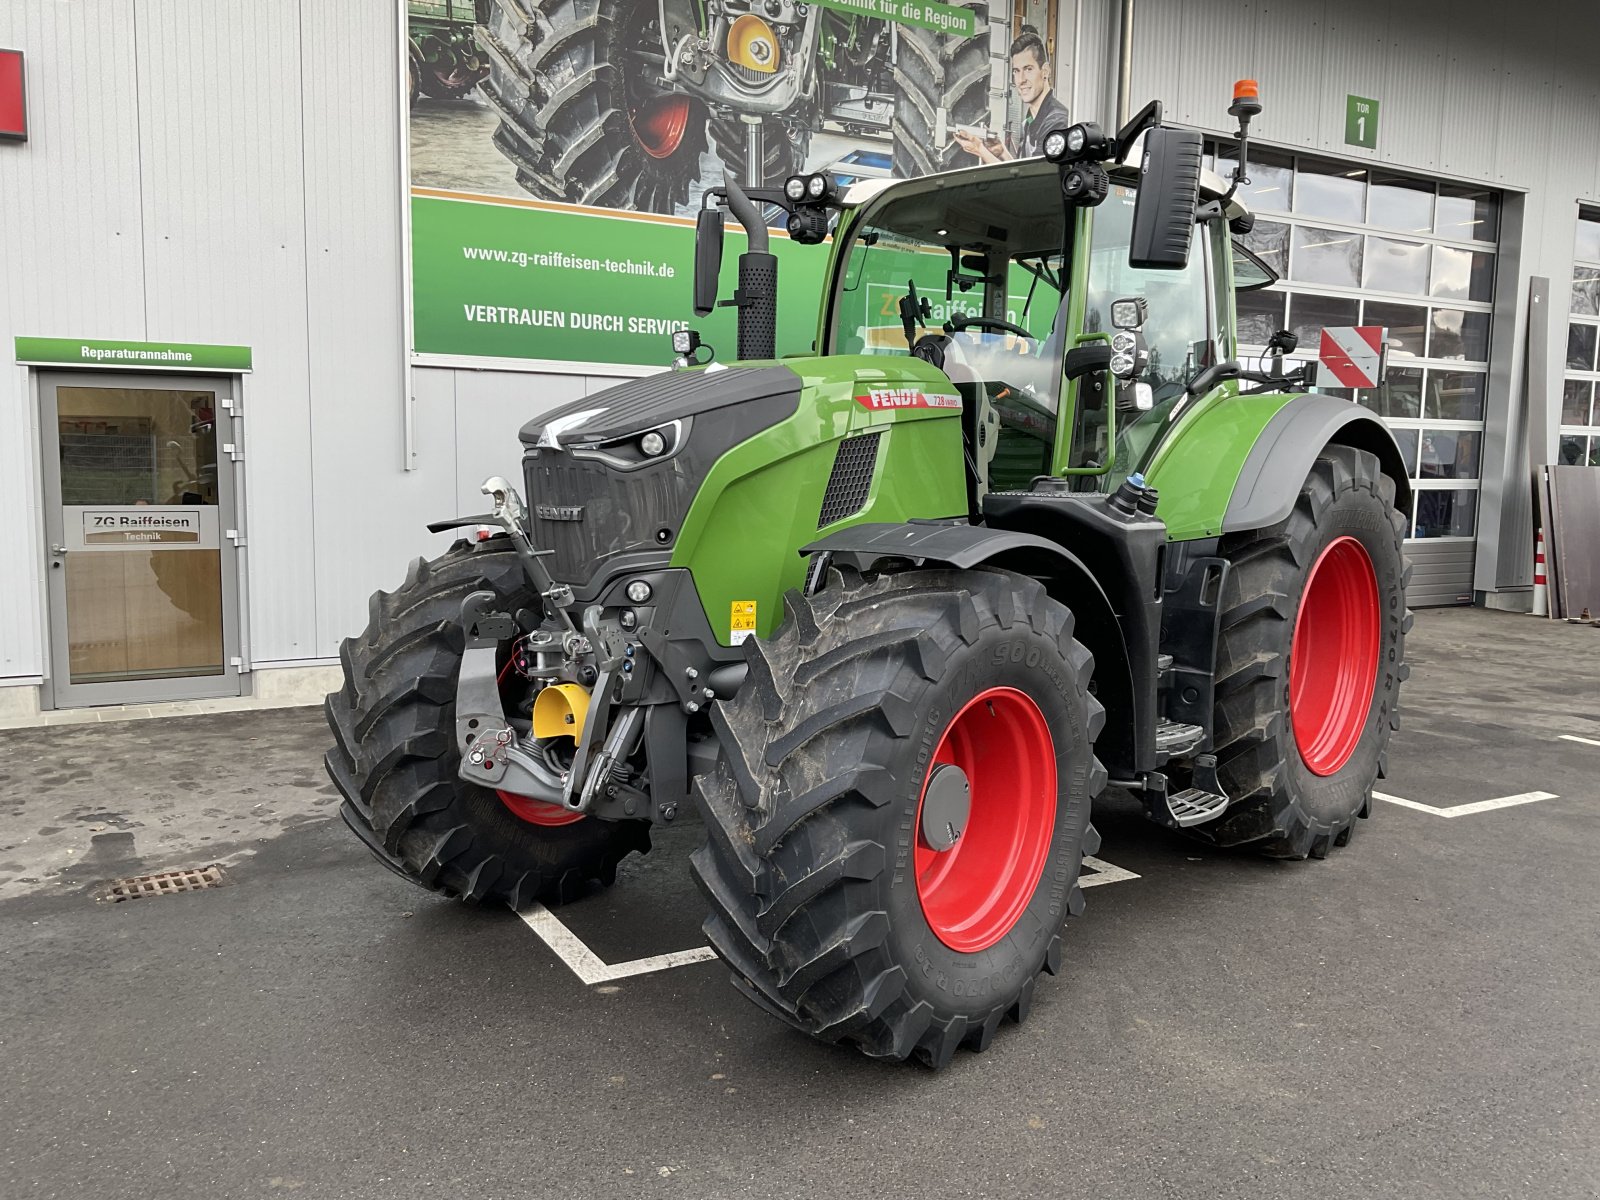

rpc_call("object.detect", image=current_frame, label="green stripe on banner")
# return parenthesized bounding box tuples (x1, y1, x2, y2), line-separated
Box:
(808, 0, 977, 37)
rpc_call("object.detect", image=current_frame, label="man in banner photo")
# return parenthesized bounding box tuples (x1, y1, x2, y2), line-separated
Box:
(952, 31, 1069, 162)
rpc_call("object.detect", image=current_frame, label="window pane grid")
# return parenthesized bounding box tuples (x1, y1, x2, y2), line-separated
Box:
(1212, 139, 1497, 545)
(1562, 216, 1600, 457)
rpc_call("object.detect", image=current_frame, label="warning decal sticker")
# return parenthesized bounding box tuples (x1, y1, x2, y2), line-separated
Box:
(730, 600, 758, 645)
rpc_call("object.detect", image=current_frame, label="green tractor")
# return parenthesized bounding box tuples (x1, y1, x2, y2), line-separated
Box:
(327, 86, 1410, 1067)
(408, 0, 490, 106)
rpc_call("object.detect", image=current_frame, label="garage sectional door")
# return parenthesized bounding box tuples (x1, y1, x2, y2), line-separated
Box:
(1210, 143, 1499, 607)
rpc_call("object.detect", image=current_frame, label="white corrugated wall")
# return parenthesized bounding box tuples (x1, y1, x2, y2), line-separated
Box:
(4, 0, 1598, 689)
(0, 1, 634, 692)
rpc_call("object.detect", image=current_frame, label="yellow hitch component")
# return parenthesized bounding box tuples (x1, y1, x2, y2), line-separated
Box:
(532, 683, 591, 741)
(727, 14, 779, 73)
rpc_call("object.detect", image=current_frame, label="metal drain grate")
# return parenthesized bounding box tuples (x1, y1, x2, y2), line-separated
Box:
(103, 866, 226, 902)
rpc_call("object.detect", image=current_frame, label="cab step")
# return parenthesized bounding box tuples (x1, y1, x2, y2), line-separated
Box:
(1154, 719, 1205, 758)
(1166, 787, 1229, 826)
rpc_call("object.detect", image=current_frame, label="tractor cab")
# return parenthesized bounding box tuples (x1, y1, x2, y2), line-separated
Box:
(822, 156, 1252, 513)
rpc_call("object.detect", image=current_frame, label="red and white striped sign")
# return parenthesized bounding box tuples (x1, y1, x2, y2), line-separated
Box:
(1318, 326, 1386, 388)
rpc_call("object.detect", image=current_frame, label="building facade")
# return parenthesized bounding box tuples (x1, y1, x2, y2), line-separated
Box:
(1, 0, 1596, 714)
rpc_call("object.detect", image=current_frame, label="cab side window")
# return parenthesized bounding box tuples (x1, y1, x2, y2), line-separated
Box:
(1083, 185, 1215, 405)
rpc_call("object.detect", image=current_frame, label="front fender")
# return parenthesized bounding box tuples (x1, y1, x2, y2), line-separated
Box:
(803, 520, 1089, 572)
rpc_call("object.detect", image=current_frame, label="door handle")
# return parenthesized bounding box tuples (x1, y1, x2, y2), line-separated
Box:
(50, 545, 68, 556)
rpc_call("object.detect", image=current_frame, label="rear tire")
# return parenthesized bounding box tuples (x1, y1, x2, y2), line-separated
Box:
(1185, 445, 1411, 858)
(691, 568, 1105, 1067)
(324, 539, 649, 908)
(891, 2, 989, 177)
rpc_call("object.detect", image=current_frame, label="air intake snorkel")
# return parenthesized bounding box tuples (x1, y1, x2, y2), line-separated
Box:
(721, 173, 778, 362)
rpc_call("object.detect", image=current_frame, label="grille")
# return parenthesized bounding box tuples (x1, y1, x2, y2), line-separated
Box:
(524, 450, 691, 582)
(104, 866, 226, 902)
(817, 432, 881, 528)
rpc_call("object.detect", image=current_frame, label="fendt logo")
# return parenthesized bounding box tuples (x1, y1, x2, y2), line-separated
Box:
(854, 388, 962, 411)
(535, 505, 585, 522)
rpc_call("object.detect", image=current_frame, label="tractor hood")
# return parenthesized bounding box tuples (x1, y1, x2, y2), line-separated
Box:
(518, 364, 804, 585)
(519, 364, 802, 448)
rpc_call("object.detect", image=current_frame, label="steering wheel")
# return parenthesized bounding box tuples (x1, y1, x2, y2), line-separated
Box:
(946, 313, 1036, 341)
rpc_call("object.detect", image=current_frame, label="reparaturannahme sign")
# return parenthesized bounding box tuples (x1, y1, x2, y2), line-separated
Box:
(15, 337, 253, 371)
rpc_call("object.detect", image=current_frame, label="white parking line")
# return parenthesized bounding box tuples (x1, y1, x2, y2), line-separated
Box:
(1559, 734, 1600, 748)
(1373, 790, 1560, 818)
(1079, 855, 1142, 888)
(523, 855, 1143, 984)
(520, 903, 718, 985)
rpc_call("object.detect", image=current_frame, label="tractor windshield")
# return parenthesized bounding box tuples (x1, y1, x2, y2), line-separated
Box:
(828, 167, 1072, 493)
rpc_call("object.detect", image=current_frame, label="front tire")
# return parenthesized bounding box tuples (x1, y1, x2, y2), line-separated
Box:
(1186, 445, 1411, 858)
(324, 539, 649, 908)
(691, 569, 1105, 1067)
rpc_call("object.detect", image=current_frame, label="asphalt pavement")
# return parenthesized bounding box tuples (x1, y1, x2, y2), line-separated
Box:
(2, 607, 1597, 1199)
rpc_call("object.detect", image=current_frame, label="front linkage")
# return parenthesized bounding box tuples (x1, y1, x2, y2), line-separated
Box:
(431, 477, 735, 829)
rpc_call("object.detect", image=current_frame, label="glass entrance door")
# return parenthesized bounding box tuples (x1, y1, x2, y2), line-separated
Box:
(40, 374, 241, 706)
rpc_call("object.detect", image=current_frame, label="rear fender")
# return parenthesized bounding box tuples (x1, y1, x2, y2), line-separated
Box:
(802, 523, 1138, 775)
(1145, 391, 1411, 540)
(1223, 395, 1412, 533)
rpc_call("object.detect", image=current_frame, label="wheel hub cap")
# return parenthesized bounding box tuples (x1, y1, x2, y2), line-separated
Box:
(1289, 535, 1381, 777)
(920, 763, 971, 852)
(914, 687, 1056, 953)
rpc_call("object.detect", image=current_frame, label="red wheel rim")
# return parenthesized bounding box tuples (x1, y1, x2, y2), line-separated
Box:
(496, 788, 585, 827)
(1289, 536, 1381, 777)
(630, 94, 692, 159)
(914, 687, 1057, 954)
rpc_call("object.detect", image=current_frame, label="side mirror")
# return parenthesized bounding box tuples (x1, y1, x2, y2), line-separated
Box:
(693, 208, 724, 317)
(1129, 126, 1203, 270)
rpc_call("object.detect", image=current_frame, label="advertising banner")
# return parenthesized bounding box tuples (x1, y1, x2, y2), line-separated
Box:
(406, 0, 1070, 369)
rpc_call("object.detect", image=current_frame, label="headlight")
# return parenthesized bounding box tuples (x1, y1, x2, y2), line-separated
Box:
(1110, 332, 1138, 377)
(639, 430, 666, 457)
(806, 173, 827, 199)
(626, 580, 653, 604)
(1054, 122, 1109, 163)
(1042, 130, 1068, 162)
(784, 175, 807, 202)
